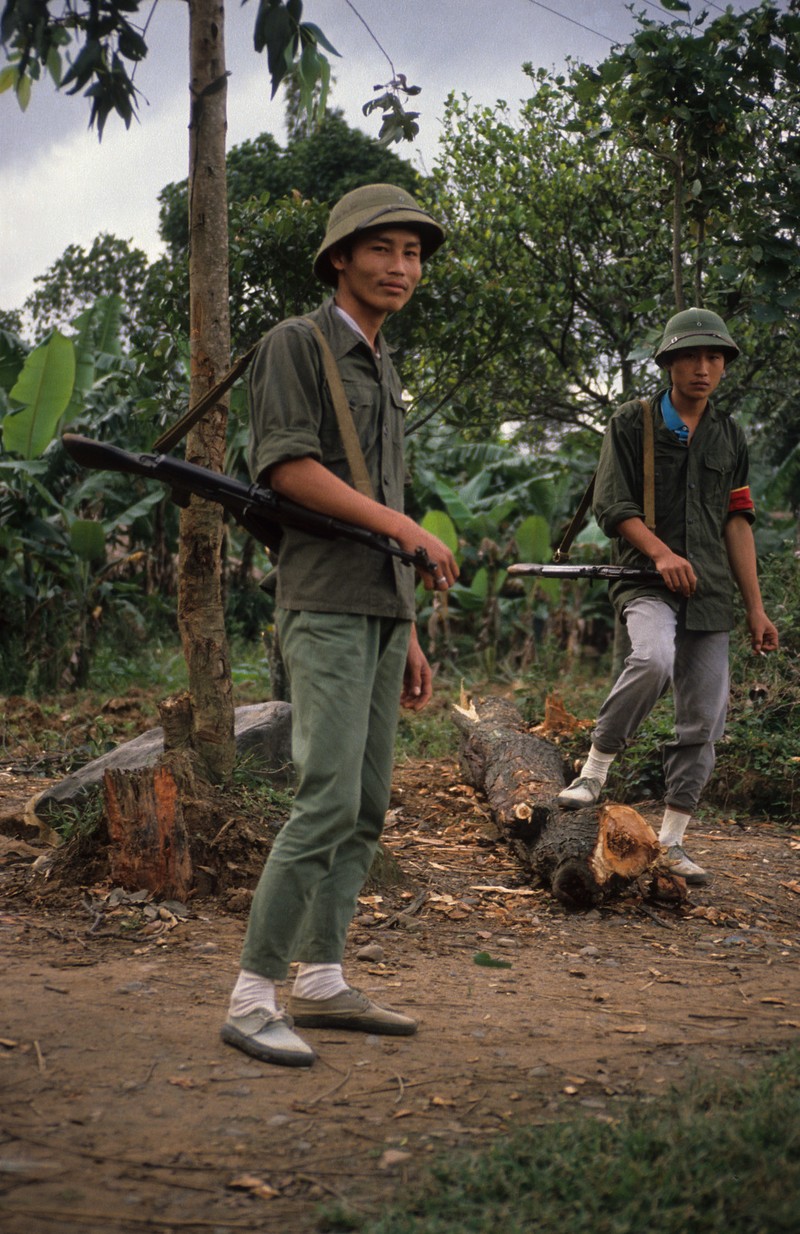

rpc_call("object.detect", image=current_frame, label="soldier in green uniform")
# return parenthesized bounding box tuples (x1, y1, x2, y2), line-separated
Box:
(558, 309, 778, 884)
(221, 184, 458, 1067)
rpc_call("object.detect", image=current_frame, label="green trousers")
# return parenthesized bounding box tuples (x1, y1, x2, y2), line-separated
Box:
(240, 609, 411, 980)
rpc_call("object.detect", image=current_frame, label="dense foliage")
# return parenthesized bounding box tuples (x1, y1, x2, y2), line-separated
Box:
(1, 5, 798, 797)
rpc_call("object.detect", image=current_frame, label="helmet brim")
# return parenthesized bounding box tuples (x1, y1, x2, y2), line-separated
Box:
(655, 332, 740, 367)
(313, 205, 446, 286)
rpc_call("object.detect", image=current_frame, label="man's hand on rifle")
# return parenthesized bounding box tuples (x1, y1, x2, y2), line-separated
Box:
(268, 458, 458, 589)
(393, 519, 459, 592)
(617, 517, 697, 598)
(651, 547, 697, 597)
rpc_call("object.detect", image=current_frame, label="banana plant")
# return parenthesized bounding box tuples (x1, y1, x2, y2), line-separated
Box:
(0, 296, 164, 690)
(415, 465, 557, 671)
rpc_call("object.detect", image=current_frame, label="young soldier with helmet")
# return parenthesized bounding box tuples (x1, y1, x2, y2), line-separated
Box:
(558, 308, 778, 884)
(222, 184, 458, 1067)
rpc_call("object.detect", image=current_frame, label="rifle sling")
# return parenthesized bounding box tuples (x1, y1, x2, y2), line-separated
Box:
(303, 320, 374, 500)
(151, 318, 374, 501)
(553, 474, 595, 563)
(640, 397, 656, 531)
(553, 397, 655, 561)
(152, 344, 258, 453)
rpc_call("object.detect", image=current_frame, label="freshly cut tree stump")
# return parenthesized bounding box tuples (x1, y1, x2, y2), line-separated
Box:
(453, 696, 660, 910)
(104, 755, 195, 900)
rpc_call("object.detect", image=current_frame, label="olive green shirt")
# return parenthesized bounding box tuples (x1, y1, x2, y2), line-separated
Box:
(247, 297, 416, 618)
(593, 391, 754, 631)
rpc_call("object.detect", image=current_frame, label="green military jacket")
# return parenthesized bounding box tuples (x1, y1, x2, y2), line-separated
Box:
(593, 391, 754, 631)
(247, 297, 416, 619)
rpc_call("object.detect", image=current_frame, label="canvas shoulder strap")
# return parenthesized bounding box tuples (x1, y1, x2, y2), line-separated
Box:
(302, 318, 374, 500)
(639, 398, 656, 531)
(552, 473, 595, 563)
(553, 396, 656, 561)
(153, 316, 375, 501)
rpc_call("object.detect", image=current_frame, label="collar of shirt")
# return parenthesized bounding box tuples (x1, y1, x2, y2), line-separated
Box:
(661, 389, 689, 445)
(333, 304, 381, 357)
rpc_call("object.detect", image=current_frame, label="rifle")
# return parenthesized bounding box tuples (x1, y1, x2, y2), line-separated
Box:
(507, 562, 662, 582)
(61, 434, 440, 577)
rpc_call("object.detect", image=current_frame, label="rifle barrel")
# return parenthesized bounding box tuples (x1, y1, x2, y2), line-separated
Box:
(508, 562, 661, 582)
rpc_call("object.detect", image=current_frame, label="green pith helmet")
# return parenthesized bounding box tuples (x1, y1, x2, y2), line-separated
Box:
(654, 307, 740, 367)
(313, 183, 446, 286)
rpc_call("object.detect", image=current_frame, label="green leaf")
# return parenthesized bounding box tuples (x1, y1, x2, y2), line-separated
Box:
(448, 581, 485, 613)
(432, 477, 473, 529)
(16, 71, 31, 110)
(3, 332, 75, 458)
(46, 46, 62, 86)
(110, 489, 165, 528)
(421, 508, 458, 555)
(514, 514, 551, 563)
(301, 22, 340, 57)
(0, 65, 17, 94)
(470, 566, 489, 600)
(750, 301, 785, 324)
(473, 951, 513, 969)
(0, 330, 27, 393)
(69, 518, 107, 562)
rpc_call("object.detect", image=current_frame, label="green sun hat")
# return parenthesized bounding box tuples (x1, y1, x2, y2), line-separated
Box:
(654, 307, 740, 366)
(313, 183, 446, 286)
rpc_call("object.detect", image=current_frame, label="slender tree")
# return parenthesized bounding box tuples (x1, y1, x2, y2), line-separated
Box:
(1, 0, 420, 779)
(181, 0, 235, 778)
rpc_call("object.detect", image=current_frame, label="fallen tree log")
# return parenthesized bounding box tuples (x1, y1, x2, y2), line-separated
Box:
(452, 695, 663, 910)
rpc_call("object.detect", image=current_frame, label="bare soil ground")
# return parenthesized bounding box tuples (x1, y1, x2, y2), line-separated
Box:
(1, 693, 799, 1234)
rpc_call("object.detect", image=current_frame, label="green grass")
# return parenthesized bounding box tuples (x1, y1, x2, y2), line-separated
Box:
(328, 1049, 800, 1234)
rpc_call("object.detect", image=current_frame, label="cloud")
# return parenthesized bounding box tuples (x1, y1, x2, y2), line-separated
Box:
(1, 0, 750, 313)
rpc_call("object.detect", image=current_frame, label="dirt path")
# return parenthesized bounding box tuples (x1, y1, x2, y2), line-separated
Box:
(1, 757, 799, 1234)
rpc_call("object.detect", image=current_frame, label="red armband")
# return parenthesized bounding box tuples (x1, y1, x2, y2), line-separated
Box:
(728, 485, 754, 514)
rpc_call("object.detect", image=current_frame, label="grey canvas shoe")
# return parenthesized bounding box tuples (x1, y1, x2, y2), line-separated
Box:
(220, 1008, 315, 1067)
(557, 775, 602, 810)
(664, 844, 709, 886)
(287, 988, 418, 1036)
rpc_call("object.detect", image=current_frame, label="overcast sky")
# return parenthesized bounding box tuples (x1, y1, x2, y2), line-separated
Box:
(0, 0, 758, 314)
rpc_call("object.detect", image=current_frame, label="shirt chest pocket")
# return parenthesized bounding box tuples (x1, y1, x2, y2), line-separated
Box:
(701, 449, 735, 500)
(654, 454, 685, 507)
(319, 379, 380, 465)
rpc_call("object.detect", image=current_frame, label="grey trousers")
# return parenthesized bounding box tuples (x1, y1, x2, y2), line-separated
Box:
(592, 597, 730, 813)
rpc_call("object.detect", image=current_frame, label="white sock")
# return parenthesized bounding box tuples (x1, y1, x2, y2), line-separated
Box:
(581, 745, 616, 784)
(659, 807, 691, 847)
(228, 969, 278, 1018)
(293, 963, 348, 1000)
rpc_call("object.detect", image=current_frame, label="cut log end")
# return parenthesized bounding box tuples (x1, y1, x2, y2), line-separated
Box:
(589, 803, 660, 885)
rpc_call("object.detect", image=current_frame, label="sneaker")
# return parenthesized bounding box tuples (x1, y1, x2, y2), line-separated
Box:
(220, 1008, 315, 1067)
(557, 775, 602, 810)
(286, 987, 418, 1036)
(664, 844, 709, 886)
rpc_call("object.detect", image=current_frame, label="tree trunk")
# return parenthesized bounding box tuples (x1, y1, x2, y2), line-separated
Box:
(452, 696, 663, 910)
(180, 0, 236, 781)
(104, 759, 194, 901)
(672, 142, 686, 311)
